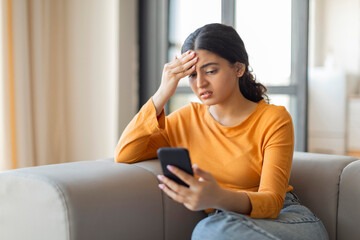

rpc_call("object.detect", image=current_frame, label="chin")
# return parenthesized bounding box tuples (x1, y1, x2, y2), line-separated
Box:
(199, 98, 217, 106)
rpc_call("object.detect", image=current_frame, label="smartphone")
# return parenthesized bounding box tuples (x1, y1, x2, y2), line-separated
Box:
(157, 147, 194, 187)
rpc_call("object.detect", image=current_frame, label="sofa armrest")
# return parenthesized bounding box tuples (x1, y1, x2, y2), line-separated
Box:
(338, 159, 360, 240)
(0, 159, 164, 240)
(290, 152, 357, 240)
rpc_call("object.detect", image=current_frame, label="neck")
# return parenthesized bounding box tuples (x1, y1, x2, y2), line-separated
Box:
(209, 93, 258, 127)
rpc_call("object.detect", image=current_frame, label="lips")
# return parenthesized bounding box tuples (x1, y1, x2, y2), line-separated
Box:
(200, 91, 213, 99)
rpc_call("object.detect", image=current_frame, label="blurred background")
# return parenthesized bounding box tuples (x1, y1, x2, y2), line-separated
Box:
(1, 0, 359, 171)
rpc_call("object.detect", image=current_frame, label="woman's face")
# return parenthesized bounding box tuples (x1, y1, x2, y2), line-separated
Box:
(188, 49, 244, 106)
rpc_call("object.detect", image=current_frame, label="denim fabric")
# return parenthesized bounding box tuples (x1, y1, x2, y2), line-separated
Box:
(192, 192, 329, 240)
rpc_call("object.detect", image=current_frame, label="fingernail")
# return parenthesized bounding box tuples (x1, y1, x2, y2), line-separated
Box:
(157, 175, 164, 181)
(167, 165, 174, 171)
(158, 184, 164, 190)
(192, 164, 198, 168)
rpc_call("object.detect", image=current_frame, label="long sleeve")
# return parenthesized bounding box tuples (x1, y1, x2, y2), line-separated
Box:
(114, 98, 170, 163)
(246, 109, 295, 219)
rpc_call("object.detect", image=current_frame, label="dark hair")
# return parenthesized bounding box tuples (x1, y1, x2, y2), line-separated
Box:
(181, 23, 268, 103)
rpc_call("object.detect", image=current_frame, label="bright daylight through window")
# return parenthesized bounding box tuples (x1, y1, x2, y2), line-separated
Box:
(236, 0, 292, 110)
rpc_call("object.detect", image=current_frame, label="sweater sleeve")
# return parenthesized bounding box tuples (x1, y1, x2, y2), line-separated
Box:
(114, 98, 170, 163)
(246, 109, 295, 219)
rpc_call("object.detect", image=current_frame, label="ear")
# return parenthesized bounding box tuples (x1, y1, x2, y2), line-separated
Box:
(234, 62, 245, 78)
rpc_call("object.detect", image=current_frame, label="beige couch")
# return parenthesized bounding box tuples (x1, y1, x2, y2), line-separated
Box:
(0, 152, 359, 240)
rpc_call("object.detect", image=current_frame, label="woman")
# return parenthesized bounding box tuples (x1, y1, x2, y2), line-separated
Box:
(115, 23, 328, 239)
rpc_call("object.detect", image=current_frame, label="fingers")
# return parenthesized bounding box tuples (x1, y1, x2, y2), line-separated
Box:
(158, 183, 187, 203)
(157, 174, 181, 191)
(167, 165, 198, 186)
(171, 50, 195, 65)
(173, 57, 197, 76)
(169, 51, 198, 76)
(157, 174, 190, 203)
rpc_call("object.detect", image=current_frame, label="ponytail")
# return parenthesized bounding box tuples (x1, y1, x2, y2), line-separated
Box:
(239, 67, 268, 103)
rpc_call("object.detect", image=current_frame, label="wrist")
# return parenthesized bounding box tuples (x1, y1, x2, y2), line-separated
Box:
(214, 187, 231, 210)
(214, 188, 252, 215)
(152, 90, 167, 116)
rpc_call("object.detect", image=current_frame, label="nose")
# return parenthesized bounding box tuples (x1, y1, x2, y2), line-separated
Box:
(196, 73, 208, 88)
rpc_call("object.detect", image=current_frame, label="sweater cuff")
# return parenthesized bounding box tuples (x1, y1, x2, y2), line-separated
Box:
(156, 109, 166, 129)
(246, 192, 278, 219)
(247, 192, 263, 218)
(145, 98, 165, 130)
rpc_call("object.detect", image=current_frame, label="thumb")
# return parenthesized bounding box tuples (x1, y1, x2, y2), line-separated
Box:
(193, 164, 212, 181)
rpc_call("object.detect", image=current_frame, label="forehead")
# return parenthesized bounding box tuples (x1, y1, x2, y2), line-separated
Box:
(194, 50, 225, 65)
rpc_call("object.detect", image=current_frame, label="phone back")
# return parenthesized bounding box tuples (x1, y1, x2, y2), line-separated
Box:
(157, 147, 193, 187)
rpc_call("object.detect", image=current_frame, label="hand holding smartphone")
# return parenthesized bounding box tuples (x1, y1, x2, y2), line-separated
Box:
(157, 147, 194, 187)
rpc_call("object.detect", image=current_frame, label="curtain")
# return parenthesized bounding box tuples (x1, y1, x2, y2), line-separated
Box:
(0, 0, 137, 171)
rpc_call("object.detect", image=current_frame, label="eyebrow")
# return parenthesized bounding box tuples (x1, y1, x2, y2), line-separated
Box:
(200, 62, 219, 69)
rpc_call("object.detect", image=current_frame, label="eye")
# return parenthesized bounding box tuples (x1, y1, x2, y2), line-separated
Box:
(206, 69, 217, 75)
(188, 73, 197, 79)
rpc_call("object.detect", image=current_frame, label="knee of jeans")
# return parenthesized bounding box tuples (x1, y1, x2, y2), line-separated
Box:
(192, 212, 252, 240)
(192, 214, 227, 240)
(192, 213, 281, 240)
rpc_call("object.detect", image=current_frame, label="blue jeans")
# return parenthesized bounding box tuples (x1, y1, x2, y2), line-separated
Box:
(192, 192, 329, 240)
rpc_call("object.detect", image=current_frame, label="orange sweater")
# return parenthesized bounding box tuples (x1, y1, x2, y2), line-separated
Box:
(115, 98, 294, 219)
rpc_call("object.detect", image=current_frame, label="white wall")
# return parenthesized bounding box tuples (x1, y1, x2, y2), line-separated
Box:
(308, 0, 360, 154)
(64, 0, 118, 162)
(65, 0, 138, 162)
(118, 0, 139, 136)
(311, 0, 360, 71)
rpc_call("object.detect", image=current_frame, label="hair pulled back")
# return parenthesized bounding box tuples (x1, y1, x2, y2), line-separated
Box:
(181, 23, 268, 103)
